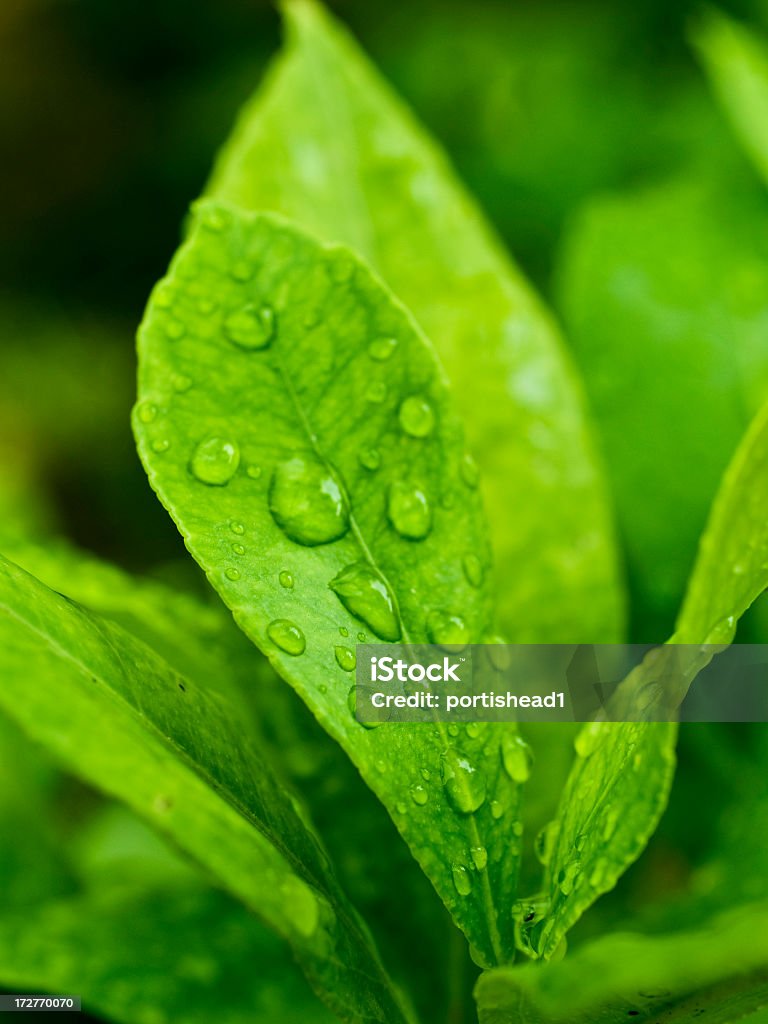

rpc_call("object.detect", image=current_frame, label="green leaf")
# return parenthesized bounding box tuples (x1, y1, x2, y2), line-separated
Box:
(475, 900, 768, 1024)
(675, 398, 768, 644)
(0, 554, 413, 1024)
(693, 9, 768, 188)
(0, 884, 336, 1024)
(206, 0, 624, 644)
(556, 177, 768, 635)
(134, 202, 523, 965)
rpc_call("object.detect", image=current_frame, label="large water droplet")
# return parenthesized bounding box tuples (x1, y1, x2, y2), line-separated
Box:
(269, 456, 349, 546)
(399, 396, 435, 438)
(334, 645, 356, 672)
(329, 562, 400, 641)
(368, 336, 398, 361)
(223, 303, 275, 350)
(501, 733, 534, 783)
(347, 686, 382, 729)
(267, 619, 306, 656)
(388, 482, 431, 540)
(427, 611, 470, 649)
(452, 862, 473, 896)
(410, 784, 429, 806)
(190, 437, 240, 486)
(441, 748, 486, 814)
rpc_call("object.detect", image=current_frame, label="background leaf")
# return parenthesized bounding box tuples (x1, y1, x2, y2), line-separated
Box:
(206, 0, 624, 644)
(0, 554, 412, 1024)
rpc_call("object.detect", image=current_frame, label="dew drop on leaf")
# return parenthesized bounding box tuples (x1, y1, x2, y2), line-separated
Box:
(462, 553, 484, 587)
(441, 748, 486, 815)
(190, 436, 240, 486)
(399, 396, 435, 437)
(279, 877, 319, 939)
(410, 784, 429, 806)
(334, 645, 356, 672)
(490, 799, 504, 820)
(460, 452, 480, 488)
(358, 447, 381, 471)
(164, 318, 186, 341)
(137, 401, 157, 424)
(267, 619, 306, 656)
(268, 455, 349, 545)
(230, 260, 253, 283)
(346, 686, 382, 729)
(151, 439, 170, 454)
(366, 381, 387, 403)
(558, 862, 580, 896)
(470, 845, 488, 871)
(231, 543, 245, 555)
(534, 822, 557, 866)
(246, 465, 262, 480)
(230, 521, 245, 535)
(452, 862, 473, 896)
(574, 720, 604, 758)
(501, 733, 534, 783)
(223, 303, 276, 350)
(224, 567, 241, 581)
(387, 482, 431, 540)
(329, 562, 400, 641)
(368, 336, 398, 361)
(339, 626, 349, 637)
(172, 374, 192, 393)
(427, 610, 470, 648)
(278, 570, 294, 589)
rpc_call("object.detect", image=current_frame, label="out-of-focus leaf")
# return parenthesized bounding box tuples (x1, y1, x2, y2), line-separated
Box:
(475, 900, 768, 1023)
(693, 9, 768, 188)
(206, 0, 624, 644)
(134, 202, 524, 966)
(557, 178, 768, 635)
(0, 885, 336, 1024)
(0, 554, 413, 1024)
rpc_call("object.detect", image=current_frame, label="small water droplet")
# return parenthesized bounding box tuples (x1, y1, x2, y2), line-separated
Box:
(318, 683, 327, 695)
(490, 799, 504, 819)
(375, 759, 387, 773)
(173, 374, 192, 393)
(558, 862, 580, 897)
(191, 437, 240, 486)
(279, 570, 294, 589)
(396, 801, 408, 815)
(334, 646, 356, 672)
(466, 722, 481, 739)
(420, 768, 431, 781)
(388, 482, 431, 539)
(470, 845, 488, 871)
(152, 438, 170, 453)
(267, 619, 306, 656)
(154, 285, 174, 309)
(410, 784, 429, 806)
(535, 822, 557, 866)
(165, 318, 186, 340)
(462, 554, 484, 587)
(269, 456, 349, 545)
(589, 857, 610, 889)
(231, 543, 245, 555)
(399, 396, 435, 437)
(368, 336, 398, 361)
(224, 567, 241, 581)
(602, 807, 619, 841)
(574, 721, 604, 758)
(329, 562, 400, 641)
(366, 381, 387, 403)
(358, 447, 381, 471)
(223, 304, 275, 350)
(137, 401, 157, 424)
(427, 610, 470, 648)
(501, 733, 534, 783)
(452, 862, 473, 896)
(460, 453, 479, 488)
(246, 465, 262, 480)
(357, 632, 366, 642)
(441, 748, 486, 814)
(230, 521, 245, 535)
(339, 626, 349, 637)
(199, 206, 230, 233)
(448, 723, 460, 737)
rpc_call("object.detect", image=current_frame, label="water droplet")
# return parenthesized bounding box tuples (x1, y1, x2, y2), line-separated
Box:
(366, 381, 387, 403)
(152, 438, 170, 453)
(448, 723, 460, 737)
(452, 862, 473, 896)
(466, 722, 481, 739)
(441, 748, 486, 815)
(347, 686, 381, 729)
(490, 799, 504, 819)
(269, 456, 349, 546)
(197, 298, 217, 316)
(368, 336, 398, 361)
(279, 877, 319, 938)
(462, 554, 484, 587)
(329, 562, 400, 641)
(589, 857, 610, 889)
(334, 646, 356, 672)
(231, 543, 245, 555)
(339, 626, 349, 638)
(375, 759, 387, 773)
(388, 482, 431, 540)
(199, 206, 230, 233)
(279, 570, 294, 589)
(267, 619, 306, 656)
(358, 447, 381, 471)
(399, 396, 435, 437)
(602, 807, 619, 841)
(230, 521, 245, 535)
(558, 862, 580, 897)
(246, 465, 262, 480)
(191, 437, 240, 486)
(154, 285, 174, 309)
(501, 733, 534, 783)
(317, 683, 327, 695)
(230, 260, 253, 282)
(223, 304, 275, 350)
(410, 784, 429, 806)
(173, 374, 192, 393)
(165, 318, 186, 340)
(357, 632, 366, 642)
(224, 567, 241, 582)
(427, 610, 470, 649)
(574, 721, 604, 758)
(396, 801, 407, 815)
(534, 822, 557, 866)
(470, 845, 488, 871)
(137, 401, 157, 424)
(460, 453, 480, 488)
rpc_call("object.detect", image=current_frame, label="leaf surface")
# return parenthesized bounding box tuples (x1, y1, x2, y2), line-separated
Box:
(475, 901, 768, 1024)
(134, 202, 523, 965)
(0, 553, 412, 1024)
(206, 0, 624, 644)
